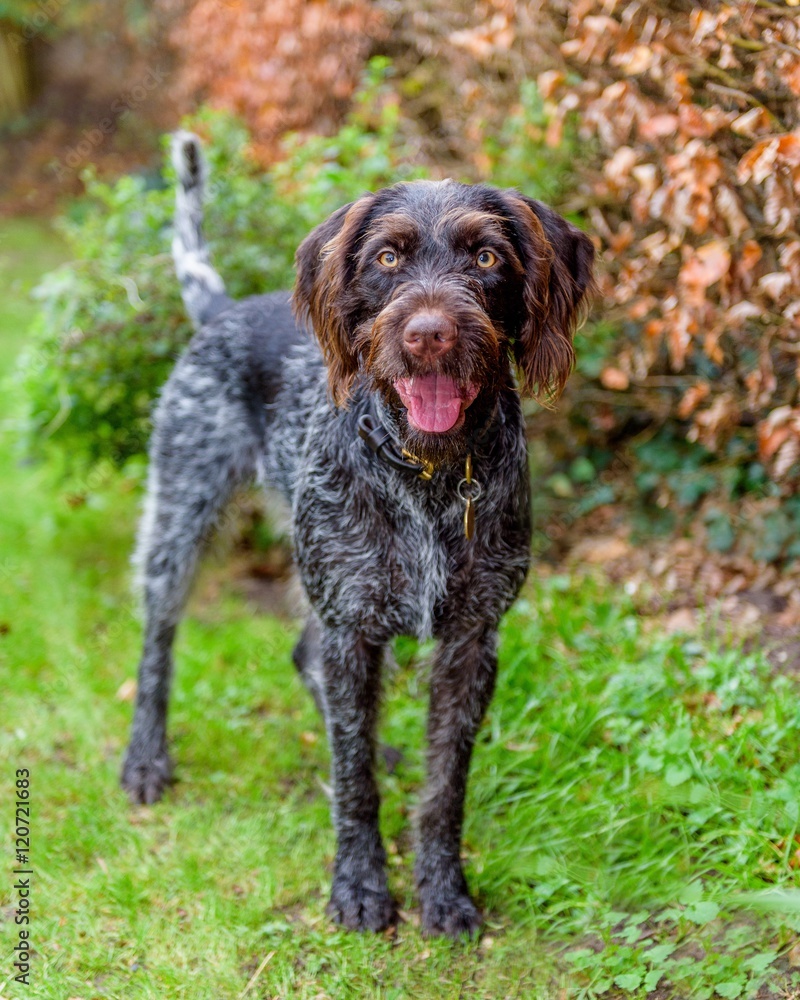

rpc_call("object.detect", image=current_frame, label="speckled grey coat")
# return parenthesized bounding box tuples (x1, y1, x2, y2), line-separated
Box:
(122, 132, 594, 938)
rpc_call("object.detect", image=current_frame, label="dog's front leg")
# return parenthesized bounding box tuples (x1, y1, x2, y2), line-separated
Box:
(416, 626, 498, 937)
(320, 626, 396, 932)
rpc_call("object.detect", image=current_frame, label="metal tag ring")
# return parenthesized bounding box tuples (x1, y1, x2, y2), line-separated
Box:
(457, 478, 482, 503)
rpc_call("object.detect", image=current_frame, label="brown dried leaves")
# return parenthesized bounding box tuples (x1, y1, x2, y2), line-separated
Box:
(544, 1, 800, 483)
(170, 0, 386, 161)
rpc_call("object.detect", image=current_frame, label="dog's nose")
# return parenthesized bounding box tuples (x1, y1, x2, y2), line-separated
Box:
(403, 312, 457, 361)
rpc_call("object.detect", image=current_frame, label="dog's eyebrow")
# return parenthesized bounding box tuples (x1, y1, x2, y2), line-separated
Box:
(363, 212, 421, 248)
(439, 209, 510, 247)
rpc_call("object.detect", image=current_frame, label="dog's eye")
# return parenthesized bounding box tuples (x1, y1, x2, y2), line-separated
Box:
(476, 250, 497, 268)
(377, 250, 399, 268)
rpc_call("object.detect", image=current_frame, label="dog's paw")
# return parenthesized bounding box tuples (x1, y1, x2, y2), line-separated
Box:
(327, 878, 397, 933)
(120, 747, 173, 805)
(420, 889, 483, 938)
(420, 890, 483, 939)
(416, 857, 483, 938)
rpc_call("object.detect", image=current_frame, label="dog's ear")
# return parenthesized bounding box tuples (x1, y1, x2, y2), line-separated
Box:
(293, 194, 376, 406)
(502, 193, 595, 404)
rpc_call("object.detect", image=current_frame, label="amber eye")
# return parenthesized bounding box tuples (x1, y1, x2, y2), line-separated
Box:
(377, 250, 399, 268)
(477, 249, 497, 268)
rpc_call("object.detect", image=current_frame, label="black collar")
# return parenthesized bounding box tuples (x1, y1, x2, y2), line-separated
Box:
(357, 414, 434, 480)
(357, 393, 503, 482)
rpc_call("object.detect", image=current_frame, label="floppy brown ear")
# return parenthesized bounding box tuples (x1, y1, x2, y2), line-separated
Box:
(292, 194, 376, 406)
(503, 193, 595, 404)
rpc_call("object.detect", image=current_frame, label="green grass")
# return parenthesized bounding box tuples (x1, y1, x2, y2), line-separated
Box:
(2, 220, 800, 999)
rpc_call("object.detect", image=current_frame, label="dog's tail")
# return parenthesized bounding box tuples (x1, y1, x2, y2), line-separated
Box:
(170, 131, 232, 328)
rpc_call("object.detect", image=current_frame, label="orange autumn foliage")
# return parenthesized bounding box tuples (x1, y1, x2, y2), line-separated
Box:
(169, 0, 386, 161)
(538, 1, 800, 485)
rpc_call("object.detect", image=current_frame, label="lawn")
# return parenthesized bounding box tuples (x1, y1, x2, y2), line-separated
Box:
(1, 220, 800, 999)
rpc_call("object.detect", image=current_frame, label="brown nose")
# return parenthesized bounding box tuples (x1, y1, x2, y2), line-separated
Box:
(403, 312, 457, 361)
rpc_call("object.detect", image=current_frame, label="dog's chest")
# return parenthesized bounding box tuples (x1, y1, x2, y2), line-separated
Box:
(274, 378, 529, 640)
(385, 489, 453, 639)
(292, 463, 460, 640)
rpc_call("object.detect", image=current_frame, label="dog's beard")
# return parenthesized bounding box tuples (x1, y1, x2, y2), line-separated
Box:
(357, 298, 505, 464)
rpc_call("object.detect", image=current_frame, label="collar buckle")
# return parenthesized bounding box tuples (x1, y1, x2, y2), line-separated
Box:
(401, 448, 435, 480)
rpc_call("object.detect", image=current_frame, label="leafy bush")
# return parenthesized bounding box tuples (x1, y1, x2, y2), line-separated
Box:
(478, 78, 579, 203)
(19, 61, 429, 468)
(170, 0, 385, 164)
(540, 1, 800, 491)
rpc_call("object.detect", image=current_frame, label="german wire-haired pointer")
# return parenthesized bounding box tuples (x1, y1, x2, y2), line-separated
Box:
(121, 132, 594, 937)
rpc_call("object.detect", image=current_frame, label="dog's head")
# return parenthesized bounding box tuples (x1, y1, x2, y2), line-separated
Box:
(293, 181, 595, 461)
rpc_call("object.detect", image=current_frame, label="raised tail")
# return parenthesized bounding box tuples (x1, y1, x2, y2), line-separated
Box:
(170, 131, 232, 328)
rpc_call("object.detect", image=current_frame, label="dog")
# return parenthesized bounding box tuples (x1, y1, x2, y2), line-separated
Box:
(121, 132, 594, 938)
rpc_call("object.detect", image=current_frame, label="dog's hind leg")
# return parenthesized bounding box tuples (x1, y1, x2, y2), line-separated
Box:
(121, 345, 263, 804)
(292, 613, 327, 718)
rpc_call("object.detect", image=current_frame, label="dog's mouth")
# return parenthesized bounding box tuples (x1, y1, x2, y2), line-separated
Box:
(393, 375, 479, 434)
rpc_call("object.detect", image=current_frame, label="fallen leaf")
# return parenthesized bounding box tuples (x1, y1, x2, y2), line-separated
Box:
(664, 608, 696, 634)
(116, 679, 137, 702)
(639, 114, 678, 140)
(573, 536, 630, 563)
(680, 240, 731, 292)
(677, 383, 710, 419)
(600, 366, 630, 390)
(759, 271, 794, 301)
(731, 108, 770, 138)
(537, 70, 564, 99)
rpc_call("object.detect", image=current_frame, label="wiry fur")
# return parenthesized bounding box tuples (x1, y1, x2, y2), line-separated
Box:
(170, 131, 231, 328)
(122, 133, 594, 937)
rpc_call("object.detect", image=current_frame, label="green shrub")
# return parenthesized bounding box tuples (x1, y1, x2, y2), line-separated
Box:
(19, 59, 429, 469)
(479, 78, 578, 203)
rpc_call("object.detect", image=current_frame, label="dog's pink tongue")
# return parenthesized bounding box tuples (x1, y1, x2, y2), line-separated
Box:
(395, 375, 464, 433)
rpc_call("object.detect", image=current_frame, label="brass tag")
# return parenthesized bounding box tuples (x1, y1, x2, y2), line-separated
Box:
(464, 497, 475, 540)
